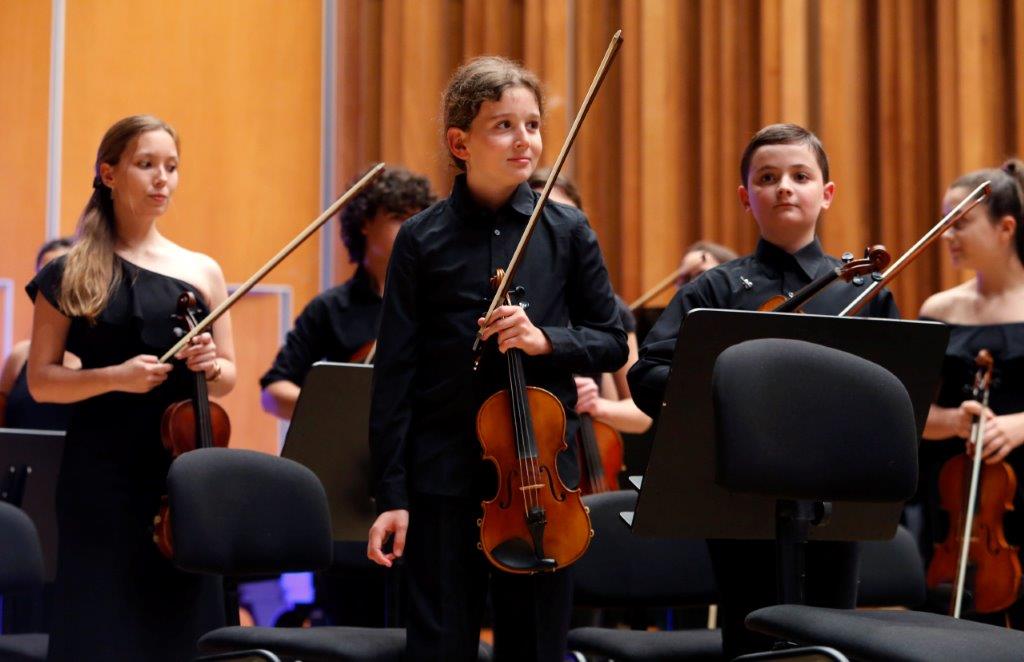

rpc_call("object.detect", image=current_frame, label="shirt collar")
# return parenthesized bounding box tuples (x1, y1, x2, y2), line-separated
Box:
(450, 173, 535, 221)
(754, 237, 827, 281)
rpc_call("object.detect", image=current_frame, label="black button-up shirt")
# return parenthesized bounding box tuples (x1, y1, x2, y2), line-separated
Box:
(260, 266, 381, 389)
(370, 175, 628, 512)
(628, 238, 901, 417)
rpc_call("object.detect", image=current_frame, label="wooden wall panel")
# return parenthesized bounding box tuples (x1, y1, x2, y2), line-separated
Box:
(0, 1, 51, 345)
(58, 0, 321, 449)
(219, 289, 288, 455)
(333, 0, 1024, 318)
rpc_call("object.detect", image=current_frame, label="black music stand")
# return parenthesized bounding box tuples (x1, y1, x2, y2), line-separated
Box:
(627, 309, 949, 542)
(0, 428, 65, 580)
(281, 361, 375, 542)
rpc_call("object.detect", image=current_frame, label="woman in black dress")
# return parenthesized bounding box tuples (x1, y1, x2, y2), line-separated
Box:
(919, 159, 1024, 628)
(26, 115, 237, 660)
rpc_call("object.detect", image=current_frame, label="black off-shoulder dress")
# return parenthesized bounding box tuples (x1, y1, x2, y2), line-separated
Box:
(27, 256, 223, 661)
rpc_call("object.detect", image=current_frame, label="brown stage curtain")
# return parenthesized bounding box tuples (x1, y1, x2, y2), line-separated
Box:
(335, 0, 1024, 317)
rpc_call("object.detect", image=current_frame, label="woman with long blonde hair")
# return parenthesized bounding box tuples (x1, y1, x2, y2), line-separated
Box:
(27, 115, 236, 660)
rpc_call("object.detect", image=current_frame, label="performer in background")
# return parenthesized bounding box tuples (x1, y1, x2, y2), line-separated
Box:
(677, 240, 737, 287)
(260, 167, 435, 420)
(1, 238, 78, 430)
(527, 167, 650, 437)
(367, 56, 626, 661)
(918, 159, 1024, 628)
(629, 123, 899, 658)
(26, 115, 235, 661)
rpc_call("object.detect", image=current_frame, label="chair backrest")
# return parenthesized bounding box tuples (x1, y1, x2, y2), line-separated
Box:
(856, 525, 926, 608)
(712, 338, 918, 502)
(168, 448, 333, 575)
(0, 501, 44, 593)
(573, 490, 717, 608)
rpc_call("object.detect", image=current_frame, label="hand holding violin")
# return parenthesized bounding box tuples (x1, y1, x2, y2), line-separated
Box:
(477, 305, 552, 356)
(574, 376, 606, 418)
(112, 355, 173, 393)
(961, 403, 1024, 464)
(367, 509, 409, 568)
(175, 332, 220, 379)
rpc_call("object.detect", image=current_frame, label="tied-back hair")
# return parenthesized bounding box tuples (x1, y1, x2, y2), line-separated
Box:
(951, 158, 1024, 263)
(442, 56, 544, 172)
(739, 123, 830, 185)
(58, 115, 179, 322)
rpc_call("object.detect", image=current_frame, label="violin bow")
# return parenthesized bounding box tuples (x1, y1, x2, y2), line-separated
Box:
(159, 162, 386, 363)
(839, 180, 990, 317)
(472, 29, 624, 359)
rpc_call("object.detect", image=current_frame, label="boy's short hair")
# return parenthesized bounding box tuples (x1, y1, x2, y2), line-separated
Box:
(739, 123, 830, 185)
(340, 167, 436, 264)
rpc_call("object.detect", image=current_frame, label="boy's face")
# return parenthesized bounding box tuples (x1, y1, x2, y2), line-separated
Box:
(737, 143, 834, 251)
(448, 85, 542, 192)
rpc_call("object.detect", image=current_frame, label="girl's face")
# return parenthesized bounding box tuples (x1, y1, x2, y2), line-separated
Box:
(738, 143, 834, 249)
(941, 187, 1015, 270)
(449, 85, 542, 193)
(101, 129, 179, 221)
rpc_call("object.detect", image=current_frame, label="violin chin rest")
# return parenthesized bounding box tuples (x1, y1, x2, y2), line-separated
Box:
(490, 537, 558, 572)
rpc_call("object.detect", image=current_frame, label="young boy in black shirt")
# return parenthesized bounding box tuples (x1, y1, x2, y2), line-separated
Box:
(367, 57, 626, 661)
(629, 123, 899, 658)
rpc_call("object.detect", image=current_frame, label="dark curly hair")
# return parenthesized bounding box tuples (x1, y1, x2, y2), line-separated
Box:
(340, 167, 436, 264)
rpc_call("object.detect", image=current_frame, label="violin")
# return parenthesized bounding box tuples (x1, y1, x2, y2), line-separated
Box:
(152, 291, 231, 558)
(476, 275, 592, 573)
(576, 412, 624, 495)
(927, 350, 1022, 616)
(759, 245, 890, 312)
(350, 340, 377, 364)
(471, 31, 622, 573)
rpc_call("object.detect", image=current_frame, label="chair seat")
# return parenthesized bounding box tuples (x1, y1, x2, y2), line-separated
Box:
(0, 633, 48, 661)
(567, 627, 723, 661)
(199, 626, 492, 661)
(746, 605, 1024, 662)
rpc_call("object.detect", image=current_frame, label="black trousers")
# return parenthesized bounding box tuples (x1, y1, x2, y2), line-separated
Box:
(404, 493, 574, 662)
(707, 539, 860, 659)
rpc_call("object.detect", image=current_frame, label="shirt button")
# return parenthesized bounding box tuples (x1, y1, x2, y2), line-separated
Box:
(494, 229, 501, 236)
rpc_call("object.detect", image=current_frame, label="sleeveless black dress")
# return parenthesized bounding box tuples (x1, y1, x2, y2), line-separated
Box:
(27, 255, 224, 661)
(918, 322, 1024, 593)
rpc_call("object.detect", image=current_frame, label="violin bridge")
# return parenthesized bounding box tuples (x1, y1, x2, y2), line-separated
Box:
(519, 484, 544, 491)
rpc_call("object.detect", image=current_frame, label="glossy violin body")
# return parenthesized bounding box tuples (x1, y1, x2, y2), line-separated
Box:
(153, 292, 231, 559)
(759, 245, 890, 313)
(926, 349, 1023, 615)
(576, 413, 624, 495)
(476, 275, 592, 574)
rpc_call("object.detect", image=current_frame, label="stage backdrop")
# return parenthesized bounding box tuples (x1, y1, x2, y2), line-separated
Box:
(333, 0, 1024, 316)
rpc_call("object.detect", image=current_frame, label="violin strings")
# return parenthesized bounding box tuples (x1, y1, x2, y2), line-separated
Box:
(521, 353, 541, 512)
(507, 349, 533, 514)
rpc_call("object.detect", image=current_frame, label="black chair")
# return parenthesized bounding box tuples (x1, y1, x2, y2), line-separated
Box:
(855, 525, 925, 609)
(169, 448, 491, 662)
(0, 501, 47, 662)
(712, 338, 1024, 662)
(566, 490, 723, 661)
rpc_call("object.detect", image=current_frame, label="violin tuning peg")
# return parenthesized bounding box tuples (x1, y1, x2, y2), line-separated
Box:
(589, 529, 595, 538)
(476, 542, 483, 551)
(153, 515, 162, 524)
(476, 518, 483, 527)
(841, 252, 854, 263)
(583, 506, 590, 514)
